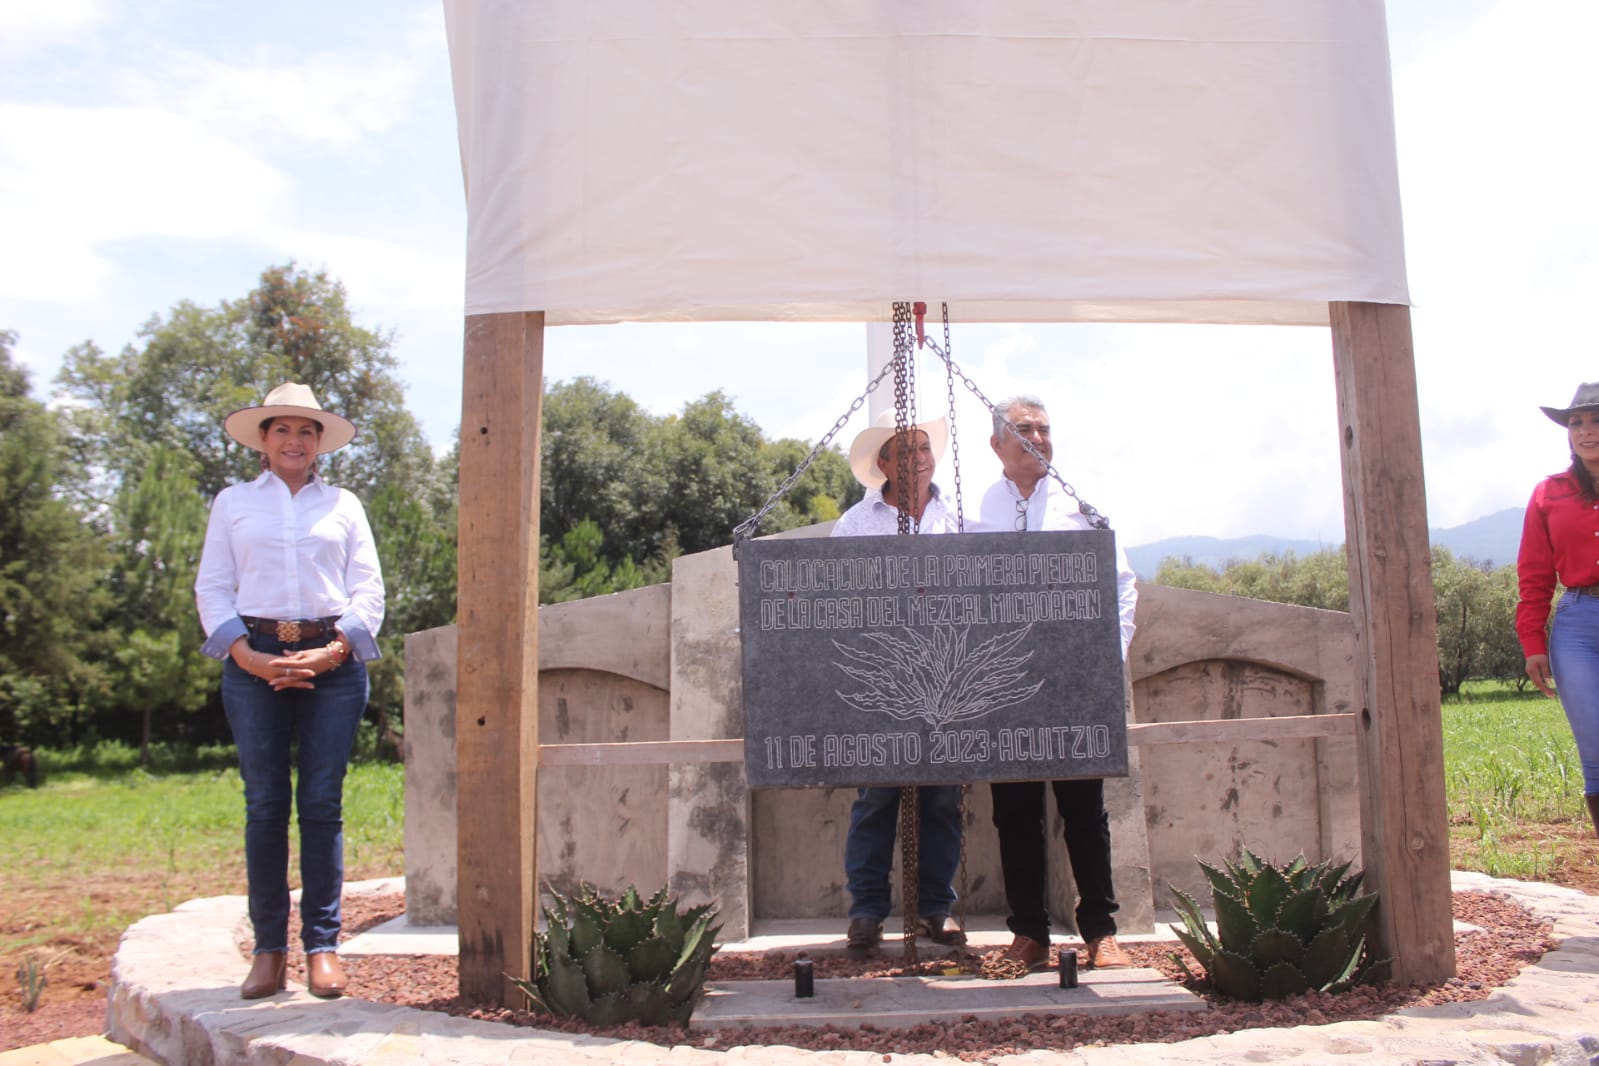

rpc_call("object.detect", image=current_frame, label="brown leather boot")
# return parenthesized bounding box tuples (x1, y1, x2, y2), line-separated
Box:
(307, 952, 348, 998)
(1085, 934, 1132, 969)
(1586, 793, 1599, 840)
(239, 950, 286, 999)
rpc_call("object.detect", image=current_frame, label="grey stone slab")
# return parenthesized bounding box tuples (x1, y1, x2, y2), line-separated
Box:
(739, 530, 1128, 788)
(691, 968, 1203, 1031)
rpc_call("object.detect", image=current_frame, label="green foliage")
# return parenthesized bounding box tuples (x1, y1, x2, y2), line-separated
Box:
(539, 377, 862, 584)
(511, 883, 721, 1026)
(0, 333, 112, 744)
(1168, 849, 1390, 1002)
(1154, 547, 1350, 612)
(539, 520, 674, 604)
(105, 444, 215, 758)
(16, 953, 46, 1012)
(1444, 683, 1589, 878)
(1154, 545, 1528, 694)
(1432, 548, 1524, 696)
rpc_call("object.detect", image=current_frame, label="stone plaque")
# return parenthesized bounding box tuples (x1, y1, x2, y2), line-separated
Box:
(738, 530, 1128, 788)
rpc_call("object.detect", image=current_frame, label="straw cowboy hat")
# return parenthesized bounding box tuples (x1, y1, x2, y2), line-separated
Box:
(846, 409, 948, 490)
(1541, 383, 1599, 426)
(223, 382, 357, 454)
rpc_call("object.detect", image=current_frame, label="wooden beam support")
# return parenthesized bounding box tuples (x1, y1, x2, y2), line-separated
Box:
(1127, 713, 1356, 745)
(456, 310, 544, 1006)
(1330, 301, 1455, 985)
(536, 714, 1360, 767)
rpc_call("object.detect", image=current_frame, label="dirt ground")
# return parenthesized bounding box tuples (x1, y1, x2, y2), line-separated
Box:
(2, 826, 1594, 1052)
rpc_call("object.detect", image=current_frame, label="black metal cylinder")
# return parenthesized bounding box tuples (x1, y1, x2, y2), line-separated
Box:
(794, 956, 815, 998)
(1058, 949, 1078, 989)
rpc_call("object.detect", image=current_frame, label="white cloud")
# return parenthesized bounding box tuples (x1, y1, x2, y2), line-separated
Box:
(0, 0, 106, 54)
(0, 103, 287, 301)
(1393, 0, 1599, 528)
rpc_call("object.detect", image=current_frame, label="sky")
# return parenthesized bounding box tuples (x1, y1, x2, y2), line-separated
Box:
(2, 0, 1594, 551)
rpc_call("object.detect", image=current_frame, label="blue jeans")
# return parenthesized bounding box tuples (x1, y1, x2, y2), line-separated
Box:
(222, 638, 368, 955)
(1548, 592, 1599, 795)
(844, 785, 962, 921)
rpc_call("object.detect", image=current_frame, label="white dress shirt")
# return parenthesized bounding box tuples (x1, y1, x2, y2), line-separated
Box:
(976, 477, 1138, 657)
(830, 488, 961, 537)
(195, 471, 385, 661)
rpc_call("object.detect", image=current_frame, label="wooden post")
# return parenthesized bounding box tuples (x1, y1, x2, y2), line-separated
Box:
(1329, 301, 1456, 984)
(456, 310, 544, 1004)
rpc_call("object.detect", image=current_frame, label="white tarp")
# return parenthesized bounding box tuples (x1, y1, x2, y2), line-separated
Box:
(444, 1, 1408, 327)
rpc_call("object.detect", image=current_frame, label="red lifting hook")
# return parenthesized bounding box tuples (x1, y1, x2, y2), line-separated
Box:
(912, 302, 927, 348)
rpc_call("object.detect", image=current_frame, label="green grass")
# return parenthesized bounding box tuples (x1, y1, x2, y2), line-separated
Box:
(0, 697, 1588, 982)
(0, 743, 404, 967)
(1442, 680, 1590, 881)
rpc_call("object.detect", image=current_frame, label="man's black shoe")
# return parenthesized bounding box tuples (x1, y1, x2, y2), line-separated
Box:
(917, 913, 968, 946)
(845, 916, 883, 954)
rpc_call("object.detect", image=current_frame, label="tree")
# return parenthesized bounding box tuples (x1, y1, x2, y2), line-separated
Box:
(1431, 548, 1525, 696)
(641, 391, 772, 557)
(104, 444, 214, 760)
(539, 378, 860, 586)
(540, 377, 653, 563)
(756, 437, 862, 531)
(56, 263, 432, 505)
(0, 333, 110, 744)
(1153, 543, 1526, 695)
(1154, 548, 1349, 612)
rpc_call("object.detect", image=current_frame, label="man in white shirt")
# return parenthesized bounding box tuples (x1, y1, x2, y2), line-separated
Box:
(976, 395, 1137, 973)
(831, 411, 967, 953)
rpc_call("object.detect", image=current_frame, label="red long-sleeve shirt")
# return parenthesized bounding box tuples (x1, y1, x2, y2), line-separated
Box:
(1516, 471, 1599, 656)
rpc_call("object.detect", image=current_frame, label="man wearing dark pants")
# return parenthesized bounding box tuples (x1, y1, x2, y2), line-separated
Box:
(977, 395, 1138, 973)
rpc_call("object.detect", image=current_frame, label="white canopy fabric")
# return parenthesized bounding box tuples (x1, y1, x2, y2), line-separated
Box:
(444, 1, 1408, 327)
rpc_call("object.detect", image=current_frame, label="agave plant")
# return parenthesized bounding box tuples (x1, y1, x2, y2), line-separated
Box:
(1168, 849, 1392, 1002)
(510, 883, 721, 1026)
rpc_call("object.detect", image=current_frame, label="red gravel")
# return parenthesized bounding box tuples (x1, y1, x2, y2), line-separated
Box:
(328, 889, 1556, 1061)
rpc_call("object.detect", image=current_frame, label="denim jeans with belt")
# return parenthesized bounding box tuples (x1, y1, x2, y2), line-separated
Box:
(1548, 591, 1599, 795)
(221, 636, 368, 956)
(844, 785, 963, 921)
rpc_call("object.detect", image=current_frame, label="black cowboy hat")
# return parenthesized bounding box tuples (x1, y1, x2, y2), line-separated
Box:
(1541, 383, 1599, 426)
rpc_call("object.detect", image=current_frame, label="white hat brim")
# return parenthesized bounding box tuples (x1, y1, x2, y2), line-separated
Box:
(847, 415, 948, 490)
(223, 404, 357, 454)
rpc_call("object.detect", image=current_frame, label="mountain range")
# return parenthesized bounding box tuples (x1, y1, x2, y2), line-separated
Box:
(1124, 507, 1524, 580)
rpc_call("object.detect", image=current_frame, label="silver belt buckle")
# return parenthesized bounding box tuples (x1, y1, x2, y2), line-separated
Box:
(276, 620, 302, 642)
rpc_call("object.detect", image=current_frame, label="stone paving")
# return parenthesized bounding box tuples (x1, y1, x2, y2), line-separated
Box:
(107, 872, 1599, 1065)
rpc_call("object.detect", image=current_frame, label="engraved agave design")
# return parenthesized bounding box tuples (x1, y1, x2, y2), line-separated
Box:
(831, 623, 1044, 727)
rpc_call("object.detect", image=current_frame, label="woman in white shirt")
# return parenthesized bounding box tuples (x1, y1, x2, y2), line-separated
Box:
(195, 382, 385, 1000)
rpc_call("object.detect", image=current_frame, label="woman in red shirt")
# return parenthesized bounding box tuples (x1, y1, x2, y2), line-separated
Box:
(1517, 382, 1599, 839)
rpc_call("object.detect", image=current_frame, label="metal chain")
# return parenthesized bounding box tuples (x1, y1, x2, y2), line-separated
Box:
(899, 785, 920, 964)
(940, 303, 965, 532)
(918, 332, 1111, 530)
(890, 300, 920, 962)
(735, 305, 1112, 544)
(730, 359, 901, 549)
(891, 301, 915, 536)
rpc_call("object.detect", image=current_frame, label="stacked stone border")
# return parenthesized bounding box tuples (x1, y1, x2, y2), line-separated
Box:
(108, 873, 1597, 1065)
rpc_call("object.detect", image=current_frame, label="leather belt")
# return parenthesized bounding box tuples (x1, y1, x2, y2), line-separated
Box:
(242, 616, 337, 642)
(1570, 586, 1599, 599)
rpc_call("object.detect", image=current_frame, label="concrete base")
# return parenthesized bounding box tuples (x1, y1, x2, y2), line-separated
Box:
(696, 969, 1200, 1031)
(109, 873, 1599, 1066)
